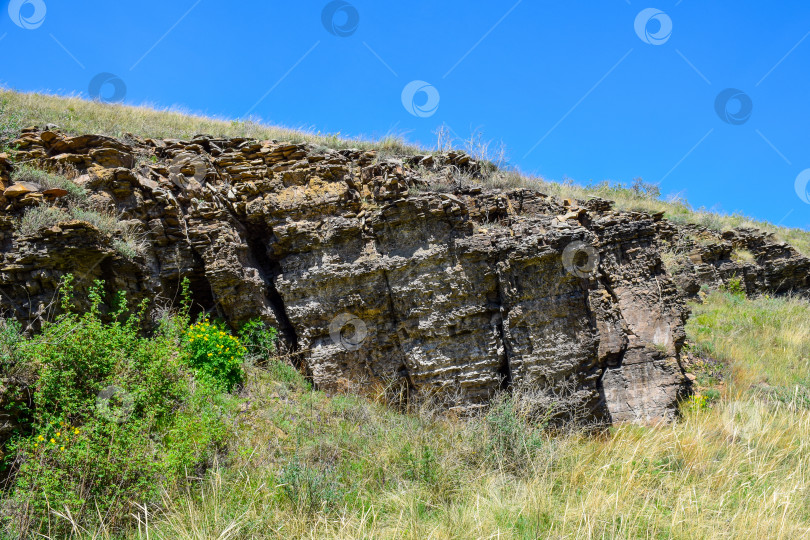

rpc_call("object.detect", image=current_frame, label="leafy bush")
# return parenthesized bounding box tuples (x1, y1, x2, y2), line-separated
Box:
(238, 318, 278, 363)
(0, 277, 239, 536)
(184, 319, 246, 392)
(722, 276, 745, 296)
(0, 318, 24, 370)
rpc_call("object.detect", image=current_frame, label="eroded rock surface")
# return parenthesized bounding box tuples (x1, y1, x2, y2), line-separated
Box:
(1, 127, 805, 424)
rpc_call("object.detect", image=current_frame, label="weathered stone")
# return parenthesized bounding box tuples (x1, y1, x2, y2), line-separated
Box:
(43, 188, 69, 198)
(4, 182, 39, 198)
(1, 128, 806, 426)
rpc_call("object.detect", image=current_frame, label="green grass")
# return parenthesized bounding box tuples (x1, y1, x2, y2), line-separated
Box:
(687, 291, 810, 393)
(1, 277, 809, 537)
(105, 292, 810, 539)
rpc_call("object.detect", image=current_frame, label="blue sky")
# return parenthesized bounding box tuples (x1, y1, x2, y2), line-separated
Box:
(2, 0, 809, 229)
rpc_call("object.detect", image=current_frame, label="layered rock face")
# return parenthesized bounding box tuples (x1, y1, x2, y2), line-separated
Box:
(657, 222, 810, 297)
(1, 128, 806, 424)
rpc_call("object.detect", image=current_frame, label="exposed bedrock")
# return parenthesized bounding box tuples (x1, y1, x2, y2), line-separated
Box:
(2, 128, 807, 424)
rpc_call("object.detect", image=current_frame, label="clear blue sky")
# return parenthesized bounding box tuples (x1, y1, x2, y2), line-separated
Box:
(2, 0, 809, 229)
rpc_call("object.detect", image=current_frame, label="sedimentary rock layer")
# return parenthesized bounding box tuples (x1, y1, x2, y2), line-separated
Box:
(1, 128, 807, 424)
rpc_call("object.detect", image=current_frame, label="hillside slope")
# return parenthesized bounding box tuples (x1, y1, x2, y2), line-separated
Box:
(1, 91, 810, 538)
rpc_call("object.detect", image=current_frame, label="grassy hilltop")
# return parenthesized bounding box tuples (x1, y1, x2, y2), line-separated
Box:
(0, 90, 809, 538)
(2, 89, 809, 254)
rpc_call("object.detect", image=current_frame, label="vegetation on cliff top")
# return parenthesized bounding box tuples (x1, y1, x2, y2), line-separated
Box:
(2, 89, 808, 255)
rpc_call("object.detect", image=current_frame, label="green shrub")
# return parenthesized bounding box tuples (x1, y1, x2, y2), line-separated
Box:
(399, 443, 440, 485)
(484, 394, 545, 472)
(722, 276, 745, 296)
(1, 277, 238, 536)
(0, 98, 24, 142)
(278, 461, 341, 516)
(184, 319, 246, 392)
(238, 318, 278, 363)
(0, 318, 24, 370)
(16, 205, 70, 235)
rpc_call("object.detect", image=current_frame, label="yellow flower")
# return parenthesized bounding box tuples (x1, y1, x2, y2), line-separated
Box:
(74, 429, 79, 434)
(50, 439, 55, 444)
(37, 435, 44, 442)
(56, 432, 61, 437)
(34, 443, 38, 448)
(207, 353, 213, 357)
(60, 446, 65, 451)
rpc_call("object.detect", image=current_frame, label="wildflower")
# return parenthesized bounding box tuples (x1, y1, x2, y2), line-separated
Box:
(50, 438, 55, 444)
(56, 432, 61, 437)
(208, 353, 213, 357)
(60, 446, 65, 451)
(74, 429, 79, 435)
(37, 435, 44, 442)
(34, 443, 38, 448)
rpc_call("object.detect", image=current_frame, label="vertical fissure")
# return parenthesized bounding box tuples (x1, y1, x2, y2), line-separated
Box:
(242, 224, 300, 356)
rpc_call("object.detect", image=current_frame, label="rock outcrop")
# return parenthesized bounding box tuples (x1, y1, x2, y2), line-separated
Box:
(0, 127, 806, 425)
(657, 222, 810, 297)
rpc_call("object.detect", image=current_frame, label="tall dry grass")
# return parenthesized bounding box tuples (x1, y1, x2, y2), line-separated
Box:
(0, 89, 418, 155)
(36, 292, 807, 539)
(3, 89, 808, 255)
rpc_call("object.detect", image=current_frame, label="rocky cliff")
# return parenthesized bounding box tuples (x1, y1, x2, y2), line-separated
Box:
(1, 127, 808, 425)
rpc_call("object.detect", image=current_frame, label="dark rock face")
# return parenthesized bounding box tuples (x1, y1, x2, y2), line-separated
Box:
(1, 128, 804, 425)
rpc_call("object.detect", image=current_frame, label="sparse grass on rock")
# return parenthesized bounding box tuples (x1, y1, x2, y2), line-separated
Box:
(3, 89, 807, 256)
(10, 164, 88, 202)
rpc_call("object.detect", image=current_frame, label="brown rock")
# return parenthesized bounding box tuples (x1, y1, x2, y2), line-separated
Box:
(18, 193, 44, 206)
(4, 182, 39, 198)
(3, 127, 807, 427)
(43, 188, 69, 198)
(41, 131, 59, 144)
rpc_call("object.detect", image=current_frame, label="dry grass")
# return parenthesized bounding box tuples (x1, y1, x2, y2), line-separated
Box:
(37, 292, 808, 539)
(0, 89, 420, 155)
(17, 203, 144, 258)
(2, 89, 809, 255)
